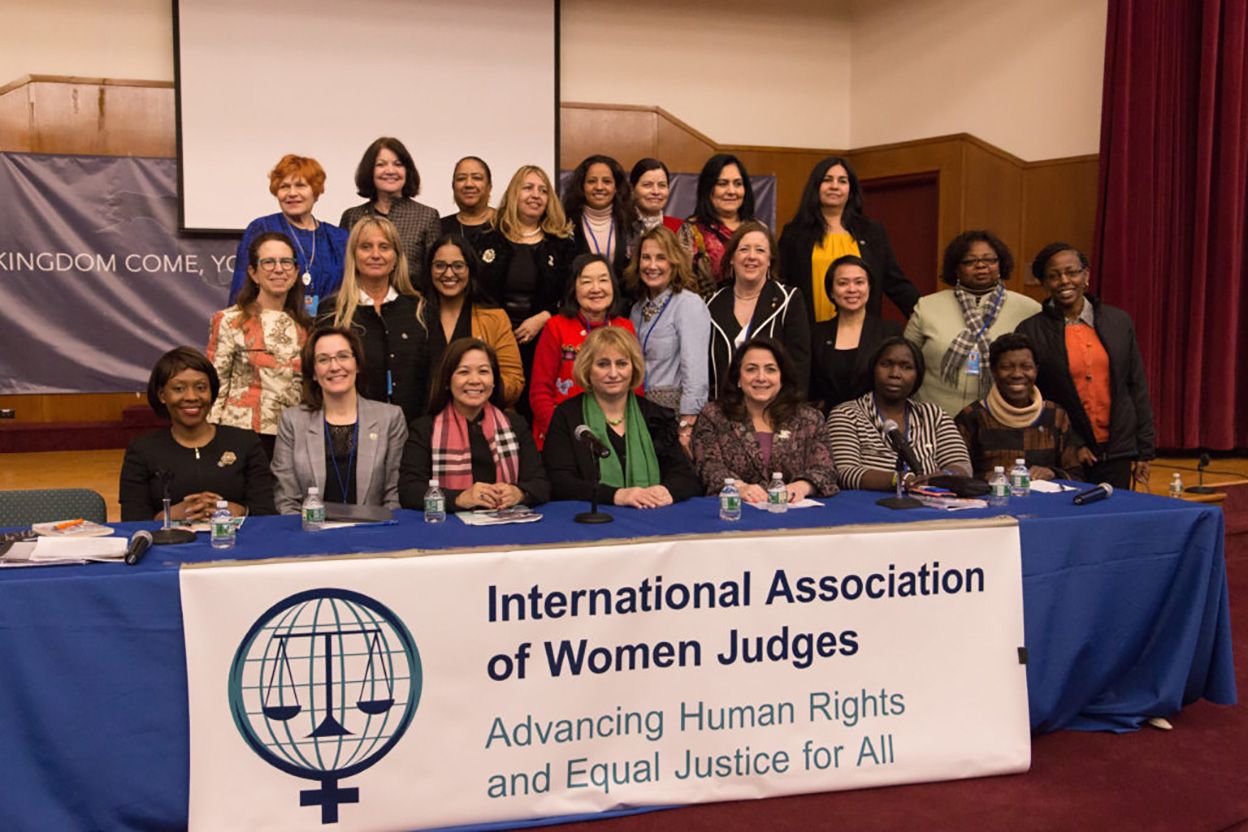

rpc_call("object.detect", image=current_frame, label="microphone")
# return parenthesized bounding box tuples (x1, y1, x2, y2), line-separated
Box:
(574, 424, 612, 459)
(1072, 482, 1114, 505)
(881, 419, 922, 475)
(124, 529, 154, 566)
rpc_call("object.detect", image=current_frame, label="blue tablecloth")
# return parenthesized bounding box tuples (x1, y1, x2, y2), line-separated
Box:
(0, 489, 1235, 831)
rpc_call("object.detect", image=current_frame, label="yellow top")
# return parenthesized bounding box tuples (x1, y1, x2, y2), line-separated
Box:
(810, 232, 861, 322)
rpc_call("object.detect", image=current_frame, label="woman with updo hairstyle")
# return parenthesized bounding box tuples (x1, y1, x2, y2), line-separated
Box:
(340, 137, 441, 290)
(629, 157, 684, 240)
(439, 155, 495, 250)
(563, 154, 634, 280)
(904, 230, 1041, 417)
(677, 153, 758, 299)
(228, 154, 348, 316)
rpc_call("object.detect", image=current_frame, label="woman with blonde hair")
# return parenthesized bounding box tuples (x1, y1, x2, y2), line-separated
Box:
(316, 215, 430, 424)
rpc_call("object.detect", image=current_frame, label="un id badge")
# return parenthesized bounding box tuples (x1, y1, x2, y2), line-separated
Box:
(966, 347, 981, 376)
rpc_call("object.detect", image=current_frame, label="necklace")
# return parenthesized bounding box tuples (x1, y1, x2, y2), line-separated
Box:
(519, 227, 542, 238)
(284, 216, 317, 288)
(606, 415, 624, 426)
(734, 288, 762, 301)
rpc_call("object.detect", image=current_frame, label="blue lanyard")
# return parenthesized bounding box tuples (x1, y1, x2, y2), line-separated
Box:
(640, 298, 671, 357)
(583, 218, 614, 258)
(325, 418, 358, 502)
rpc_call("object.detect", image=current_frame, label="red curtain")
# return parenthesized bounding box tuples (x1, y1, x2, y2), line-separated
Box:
(1094, 0, 1248, 450)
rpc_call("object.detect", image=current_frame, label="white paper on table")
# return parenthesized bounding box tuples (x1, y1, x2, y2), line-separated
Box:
(1029, 480, 1077, 493)
(28, 536, 127, 562)
(746, 498, 823, 510)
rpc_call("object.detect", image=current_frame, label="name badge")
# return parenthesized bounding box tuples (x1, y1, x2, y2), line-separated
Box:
(301, 271, 312, 286)
(304, 294, 319, 317)
(966, 347, 981, 376)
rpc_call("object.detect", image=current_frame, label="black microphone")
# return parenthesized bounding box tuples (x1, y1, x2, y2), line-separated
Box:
(574, 424, 612, 459)
(1072, 482, 1114, 505)
(124, 529, 154, 566)
(881, 419, 922, 475)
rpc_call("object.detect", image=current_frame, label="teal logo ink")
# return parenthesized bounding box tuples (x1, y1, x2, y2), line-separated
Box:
(228, 589, 422, 823)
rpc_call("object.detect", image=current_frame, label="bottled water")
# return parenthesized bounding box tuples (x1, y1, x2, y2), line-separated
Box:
(1009, 458, 1030, 497)
(302, 486, 325, 531)
(210, 500, 235, 549)
(767, 471, 788, 513)
(988, 466, 1009, 507)
(719, 478, 741, 521)
(424, 478, 447, 523)
(1169, 473, 1183, 498)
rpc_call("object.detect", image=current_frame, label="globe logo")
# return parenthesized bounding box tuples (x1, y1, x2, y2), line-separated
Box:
(228, 589, 422, 824)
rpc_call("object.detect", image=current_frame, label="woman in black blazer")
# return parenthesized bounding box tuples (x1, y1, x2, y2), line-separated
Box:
(809, 255, 903, 412)
(778, 156, 919, 328)
(707, 221, 810, 398)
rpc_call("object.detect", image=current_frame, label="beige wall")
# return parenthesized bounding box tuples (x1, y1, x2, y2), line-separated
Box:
(849, 0, 1107, 159)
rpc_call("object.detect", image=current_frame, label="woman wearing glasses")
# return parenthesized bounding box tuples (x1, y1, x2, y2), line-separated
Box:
(207, 232, 310, 461)
(904, 230, 1040, 417)
(271, 327, 408, 513)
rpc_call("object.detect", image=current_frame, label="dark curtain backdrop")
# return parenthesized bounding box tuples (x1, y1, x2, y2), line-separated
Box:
(1094, 0, 1248, 450)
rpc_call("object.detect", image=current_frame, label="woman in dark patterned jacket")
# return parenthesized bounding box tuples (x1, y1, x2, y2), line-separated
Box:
(691, 336, 838, 503)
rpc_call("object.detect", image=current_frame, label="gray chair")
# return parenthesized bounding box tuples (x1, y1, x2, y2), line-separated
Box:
(0, 488, 108, 527)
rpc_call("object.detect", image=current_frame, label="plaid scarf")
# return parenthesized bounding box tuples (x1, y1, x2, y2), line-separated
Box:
(430, 403, 520, 490)
(940, 283, 1005, 398)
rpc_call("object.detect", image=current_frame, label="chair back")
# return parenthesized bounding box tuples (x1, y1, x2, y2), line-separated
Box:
(0, 488, 108, 527)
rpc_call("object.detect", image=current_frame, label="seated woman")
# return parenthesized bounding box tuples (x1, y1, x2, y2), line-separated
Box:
(824, 337, 971, 490)
(954, 332, 1080, 482)
(439, 155, 495, 250)
(339, 137, 441, 289)
(228, 154, 348, 317)
(707, 221, 810, 397)
(271, 327, 408, 514)
(207, 231, 310, 461)
(398, 338, 548, 511)
(809, 254, 903, 412)
(421, 233, 524, 406)
(529, 253, 637, 449)
(677, 153, 759, 299)
(563, 154, 633, 279)
(317, 216, 430, 424)
(543, 327, 701, 508)
(692, 337, 837, 503)
(119, 347, 276, 521)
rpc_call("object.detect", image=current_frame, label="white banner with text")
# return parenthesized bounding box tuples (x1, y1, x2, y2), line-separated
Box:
(182, 522, 1029, 831)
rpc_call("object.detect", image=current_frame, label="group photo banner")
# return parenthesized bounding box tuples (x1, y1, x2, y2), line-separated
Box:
(0, 152, 235, 394)
(181, 520, 1030, 831)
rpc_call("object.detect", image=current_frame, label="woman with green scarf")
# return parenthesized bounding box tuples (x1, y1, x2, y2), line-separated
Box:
(542, 326, 701, 508)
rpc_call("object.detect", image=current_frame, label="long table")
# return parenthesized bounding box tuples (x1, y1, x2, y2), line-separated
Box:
(0, 489, 1235, 830)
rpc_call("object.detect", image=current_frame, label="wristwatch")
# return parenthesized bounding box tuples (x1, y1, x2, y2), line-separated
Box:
(678, 418, 694, 430)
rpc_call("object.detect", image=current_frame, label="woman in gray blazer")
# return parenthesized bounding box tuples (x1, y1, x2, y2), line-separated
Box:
(272, 326, 408, 513)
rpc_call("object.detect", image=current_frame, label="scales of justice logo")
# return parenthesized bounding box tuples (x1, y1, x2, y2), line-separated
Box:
(228, 589, 422, 824)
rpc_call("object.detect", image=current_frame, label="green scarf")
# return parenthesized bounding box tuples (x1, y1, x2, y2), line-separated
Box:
(581, 393, 662, 488)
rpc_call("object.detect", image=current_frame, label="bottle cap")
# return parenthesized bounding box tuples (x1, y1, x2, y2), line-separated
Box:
(216, 500, 227, 509)
(1015, 458, 1025, 465)
(772, 472, 782, 479)
(994, 465, 1005, 472)
(723, 478, 734, 485)
(308, 487, 319, 495)
(430, 478, 439, 487)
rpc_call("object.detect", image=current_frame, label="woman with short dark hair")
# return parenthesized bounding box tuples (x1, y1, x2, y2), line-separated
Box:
(119, 347, 276, 521)
(439, 155, 495, 250)
(677, 153, 757, 298)
(340, 137, 441, 288)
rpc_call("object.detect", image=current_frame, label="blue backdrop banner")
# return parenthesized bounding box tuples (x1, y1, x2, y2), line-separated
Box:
(0, 152, 237, 394)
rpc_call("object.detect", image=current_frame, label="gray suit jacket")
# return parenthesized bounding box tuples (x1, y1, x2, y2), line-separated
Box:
(272, 397, 408, 514)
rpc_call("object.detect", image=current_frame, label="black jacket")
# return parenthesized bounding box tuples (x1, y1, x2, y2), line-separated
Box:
(569, 214, 633, 282)
(474, 230, 577, 325)
(809, 314, 904, 412)
(1015, 295, 1155, 462)
(707, 281, 811, 399)
(777, 214, 919, 323)
(542, 394, 701, 506)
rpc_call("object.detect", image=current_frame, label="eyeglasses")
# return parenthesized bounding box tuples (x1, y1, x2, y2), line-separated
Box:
(1045, 267, 1087, 281)
(959, 256, 1000, 268)
(314, 351, 355, 367)
(432, 261, 468, 275)
(258, 257, 297, 272)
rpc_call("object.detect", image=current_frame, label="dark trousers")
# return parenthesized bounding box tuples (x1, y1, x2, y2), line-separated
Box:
(1082, 457, 1134, 490)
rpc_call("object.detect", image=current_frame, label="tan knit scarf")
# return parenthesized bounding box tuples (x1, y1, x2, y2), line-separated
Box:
(985, 384, 1043, 428)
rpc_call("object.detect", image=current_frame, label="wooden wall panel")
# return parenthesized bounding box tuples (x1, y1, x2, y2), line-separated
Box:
(1021, 157, 1099, 269)
(0, 393, 146, 423)
(655, 114, 715, 173)
(961, 142, 1026, 292)
(0, 83, 31, 151)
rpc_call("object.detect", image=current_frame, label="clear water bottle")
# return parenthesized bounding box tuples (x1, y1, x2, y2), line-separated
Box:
(302, 486, 325, 531)
(767, 471, 788, 513)
(988, 466, 1010, 507)
(719, 478, 741, 521)
(1009, 458, 1030, 497)
(424, 478, 446, 523)
(1169, 473, 1183, 498)
(210, 500, 235, 549)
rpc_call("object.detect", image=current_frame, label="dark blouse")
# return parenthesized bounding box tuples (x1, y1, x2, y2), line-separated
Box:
(118, 425, 276, 521)
(439, 215, 493, 254)
(322, 422, 359, 504)
(503, 243, 540, 325)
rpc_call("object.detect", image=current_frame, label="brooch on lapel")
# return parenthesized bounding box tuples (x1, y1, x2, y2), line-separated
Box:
(777, 429, 792, 441)
(217, 451, 237, 468)
(547, 255, 555, 267)
(482, 248, 496, 263)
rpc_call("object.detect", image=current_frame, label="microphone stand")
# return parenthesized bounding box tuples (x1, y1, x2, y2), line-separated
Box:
(1186, 453, 1216, 495)
(876, 455, 923, 510)
(151, 470, 196, 545)
(574, 452, 613, 524)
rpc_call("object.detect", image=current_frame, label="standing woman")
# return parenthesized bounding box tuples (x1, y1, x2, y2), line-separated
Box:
(629, 157, 684, 238)
(626, 225, 712, 452)
(706, 221, 810, 398)
(318, 216, 430, 425)
(904, 230, 1040, 417)
(439, 155, 495, 251)
(529, 253, 638, 449)
(340, 137, 441, 290)
(809, 255, 903, 412)
(398, 338, 549, 511)
(778, 156, 919, 325)
(1016, 242, 1155, 489)
(207, 232, 310, 462)
(563, 154, 633, 279)
(677, 154, 757, 299)
(271, 327, 408, 513)
(228, 154, 347, 317)
(421, 233, 524, 407)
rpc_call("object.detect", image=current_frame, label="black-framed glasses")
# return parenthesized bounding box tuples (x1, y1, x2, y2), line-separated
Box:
(314, 351, 355, 367)
(432, 261, 468, 275)
(258, 257, 297, 272)
(959, 256, 1000, 268)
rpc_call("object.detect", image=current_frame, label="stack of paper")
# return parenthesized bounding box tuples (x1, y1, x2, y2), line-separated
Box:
(0, 535, 127, 567)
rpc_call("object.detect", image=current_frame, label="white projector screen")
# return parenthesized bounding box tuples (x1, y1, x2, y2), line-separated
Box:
(174, 0, 558, 233)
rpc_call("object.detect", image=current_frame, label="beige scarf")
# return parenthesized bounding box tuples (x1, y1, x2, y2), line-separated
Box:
(985, 384, 1043, 428)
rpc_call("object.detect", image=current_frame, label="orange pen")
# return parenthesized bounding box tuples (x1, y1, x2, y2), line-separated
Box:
(54, 518, 85, 530)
